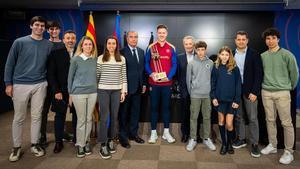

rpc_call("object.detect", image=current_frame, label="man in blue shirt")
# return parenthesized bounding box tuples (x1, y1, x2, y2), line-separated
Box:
(232, 31, 263, 158)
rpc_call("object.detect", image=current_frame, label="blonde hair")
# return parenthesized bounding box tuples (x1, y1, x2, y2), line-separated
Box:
(215, 46, 236, 72)
(74, 36, 97, 58)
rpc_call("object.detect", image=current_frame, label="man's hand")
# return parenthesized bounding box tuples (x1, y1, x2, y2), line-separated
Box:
(5, 85, 13, 97)
(55, 92, 63, 100)
(248, 93, 257, 102)
(69, 96, 73, 106)
(212, 99, 219, 106)
(150, 72, 157, 82)
(142, 85, 146, 94)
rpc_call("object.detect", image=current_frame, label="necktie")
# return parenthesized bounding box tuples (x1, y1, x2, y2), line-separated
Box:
(132, 49, 139, 63)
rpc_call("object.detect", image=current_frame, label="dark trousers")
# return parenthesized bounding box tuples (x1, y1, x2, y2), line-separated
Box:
(40, 86, 52, 139)
(119, 90, 141, 141)
(52, 93, 77, 143)
(150, 85, 171, 130)
(97, 89, 121, 143)
(180, 96, 190, 136)
(180, 96, 202, 137)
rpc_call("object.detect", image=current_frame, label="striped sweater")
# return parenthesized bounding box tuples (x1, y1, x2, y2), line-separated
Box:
(97, 55, 128, 93)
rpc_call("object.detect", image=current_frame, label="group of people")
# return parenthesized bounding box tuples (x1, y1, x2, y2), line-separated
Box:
(4, 15, 298, 165)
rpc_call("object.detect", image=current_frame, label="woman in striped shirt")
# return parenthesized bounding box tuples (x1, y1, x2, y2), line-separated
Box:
(97, 36, 127, 159)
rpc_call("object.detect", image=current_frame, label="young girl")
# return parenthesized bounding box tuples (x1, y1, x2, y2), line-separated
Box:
(210, 46, 241, 155)
(68, 36, 98, 158)
(97, 36, 127, 159)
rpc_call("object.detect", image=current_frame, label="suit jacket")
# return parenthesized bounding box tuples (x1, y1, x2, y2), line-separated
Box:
(47, 46, 71, 95)
(120, 45, 145, 95)
(233, 47, 263, 96)
(177, 52, 195, 98)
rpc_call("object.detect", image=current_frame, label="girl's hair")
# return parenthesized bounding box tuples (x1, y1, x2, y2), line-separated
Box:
(74, 36, 97, 58)
(215, 46, 236, 72)
(102, 35, 121, 62)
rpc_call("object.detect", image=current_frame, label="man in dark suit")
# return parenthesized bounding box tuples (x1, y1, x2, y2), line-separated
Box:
(48, 30, 77, 153)
(232, 31, 263, 158)
(119, 31, 146, 148)
(177, 36, 203, 143)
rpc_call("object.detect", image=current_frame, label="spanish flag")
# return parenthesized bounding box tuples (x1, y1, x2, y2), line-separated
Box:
(86, 11, 97, 48)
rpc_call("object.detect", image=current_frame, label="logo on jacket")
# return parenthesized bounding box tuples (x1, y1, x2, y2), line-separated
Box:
(166, 49, 170, 53)
(205, 64, 210, 69)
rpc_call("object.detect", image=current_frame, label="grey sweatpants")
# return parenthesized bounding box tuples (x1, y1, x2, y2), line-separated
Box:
(12, 82, 47, 147)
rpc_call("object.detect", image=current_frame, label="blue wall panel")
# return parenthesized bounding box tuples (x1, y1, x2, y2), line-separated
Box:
(275, 10, 300, 110)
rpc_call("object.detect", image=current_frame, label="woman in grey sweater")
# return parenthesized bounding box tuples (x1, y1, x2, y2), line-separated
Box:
(68, 36, 97, 158)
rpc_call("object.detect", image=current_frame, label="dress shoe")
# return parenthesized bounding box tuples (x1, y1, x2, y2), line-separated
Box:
(53, 143, 64, 153)
(129, 136, 145, 144)
(181, 135, 189, 143)
(220, 145, 227, 155)
(227, 143, 234, 154)
(120, 140, 131, 149)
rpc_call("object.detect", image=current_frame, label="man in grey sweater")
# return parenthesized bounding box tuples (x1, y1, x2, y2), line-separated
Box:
(4, 16, 53, 162)
(186, 41, 215, 152)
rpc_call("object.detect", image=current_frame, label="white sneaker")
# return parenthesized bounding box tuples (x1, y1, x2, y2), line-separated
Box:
(261, 144, 277, 155)
(31, 144, 45, 157)
(186, 139, 197, 152)
(9, 147, 21, 162)
(279, 150, 294, 165)
(203, 138, 216, 151)
(162, 129, 176, 143)
(148, 131, 158, 144)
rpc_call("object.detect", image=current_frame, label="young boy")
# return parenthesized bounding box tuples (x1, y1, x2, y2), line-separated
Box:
(186, 41, 216, 151)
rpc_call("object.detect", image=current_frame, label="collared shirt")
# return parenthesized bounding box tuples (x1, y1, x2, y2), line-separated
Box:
(186, 51, 195, 64)
(128, 45, 139, 62)
(68, 49, 74, 59)
(234, 47, 247, 83)
(80, 53, 91, 61)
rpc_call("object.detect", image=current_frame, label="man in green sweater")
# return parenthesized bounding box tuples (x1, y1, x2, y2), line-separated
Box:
(260, 27, 299, 165)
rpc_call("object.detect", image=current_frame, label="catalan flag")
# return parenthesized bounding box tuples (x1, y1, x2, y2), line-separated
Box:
(86, 11, 97, 48)
(86, 11, 99, 123)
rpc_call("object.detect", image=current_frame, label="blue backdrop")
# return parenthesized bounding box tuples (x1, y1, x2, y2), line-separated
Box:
(275, 10, 300, 110)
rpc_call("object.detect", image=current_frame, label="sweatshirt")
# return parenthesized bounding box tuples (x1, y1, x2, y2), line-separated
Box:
(261, 48, 299, 91)
(210, 64, 242, 104)
(145, 41, 177, 86)
(4, 35, 53, 85)
(68, 54, 97, 94)
(186, 56, 213, 98)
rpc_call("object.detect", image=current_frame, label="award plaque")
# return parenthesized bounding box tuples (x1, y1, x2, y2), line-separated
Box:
(151, 45, 167, 81)
(153, 72, 167, 81)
